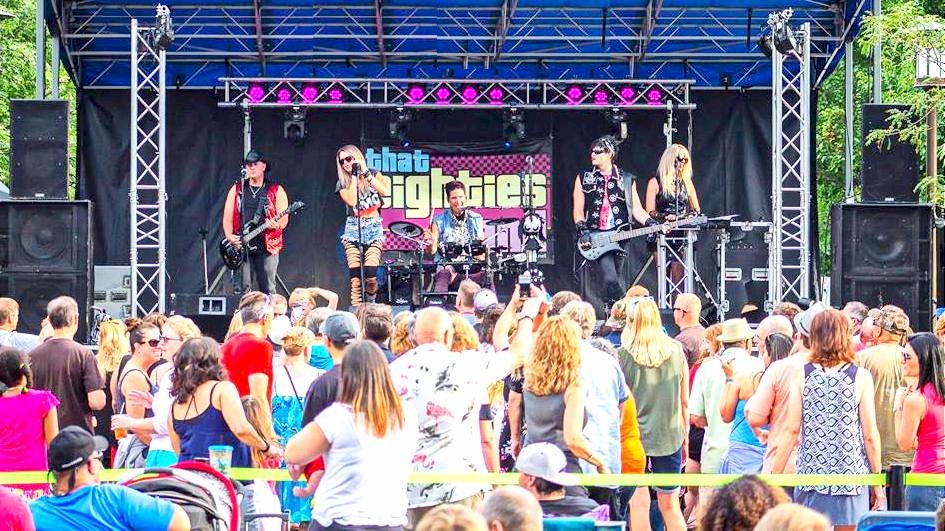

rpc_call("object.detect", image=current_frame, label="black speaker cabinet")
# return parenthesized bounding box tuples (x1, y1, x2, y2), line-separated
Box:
(861, 104, 919, 202)
(831, 203, 932, 331)
(9, 100, 69, 199)
(0, 200, 92, 340)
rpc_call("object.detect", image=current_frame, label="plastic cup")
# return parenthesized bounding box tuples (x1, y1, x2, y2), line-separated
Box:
(113, 427, 127, 440)
(208, 445, 234, 474)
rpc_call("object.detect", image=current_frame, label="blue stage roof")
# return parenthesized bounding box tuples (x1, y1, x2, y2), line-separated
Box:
(48, 0, 866, 88)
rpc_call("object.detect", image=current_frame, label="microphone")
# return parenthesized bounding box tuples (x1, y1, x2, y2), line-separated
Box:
(525, 155, 534, 164)
(240, 167, 248, 180)
(351, 162, 362, 177)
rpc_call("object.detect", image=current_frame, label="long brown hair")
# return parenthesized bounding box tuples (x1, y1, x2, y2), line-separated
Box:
(525, 316, 581, 396)
(809, 309, 855, 367)
(171, 337, 227, 404)
(338, 340, 404, 437)
(242, 396, 279, 467)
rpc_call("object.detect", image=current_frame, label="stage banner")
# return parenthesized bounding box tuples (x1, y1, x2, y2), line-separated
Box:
(365, 138, 554, 262)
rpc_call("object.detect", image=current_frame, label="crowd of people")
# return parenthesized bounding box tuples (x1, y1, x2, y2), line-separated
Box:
(0, 282, 943, 531)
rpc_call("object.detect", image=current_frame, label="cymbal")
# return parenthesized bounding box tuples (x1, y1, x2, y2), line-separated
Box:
(486, 217, 518, 227)
(389, 221, 423, 238)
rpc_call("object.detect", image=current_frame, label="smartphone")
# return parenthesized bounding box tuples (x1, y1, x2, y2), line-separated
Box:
(518, 271, 532, 298)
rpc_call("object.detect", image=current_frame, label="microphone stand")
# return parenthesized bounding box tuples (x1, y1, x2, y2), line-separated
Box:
(353, 166, 367, 306)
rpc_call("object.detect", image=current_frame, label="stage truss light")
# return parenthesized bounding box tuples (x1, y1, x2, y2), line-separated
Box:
(592, 88, 610, 105)
(487, 86, 505, 105)
(326, 86, 344, 103)
(461, 85, 480, 105)
(434, 86, 451, 105)
(502, 108, 526, 148)
(276, 86, 292, 104)
(645, 87, 664, 106)
(301, 83, 318, 103)
(247, 82, 266, 103)
(565, 84, 584, 105)
(618, 86, 637, 105)
(605, 108, 629, 140)
(389, 107, 413, 148)
(407, 84, 426, 105)
(149, 5, 174, 50)
(283, 106, 307, 144)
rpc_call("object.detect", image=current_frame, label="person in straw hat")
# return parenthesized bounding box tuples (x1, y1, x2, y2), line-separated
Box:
(689, 318, 764, 515)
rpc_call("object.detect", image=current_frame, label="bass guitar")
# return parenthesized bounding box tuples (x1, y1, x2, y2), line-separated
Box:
(577, 214, 707, 261)
(219, 201, 305, 270)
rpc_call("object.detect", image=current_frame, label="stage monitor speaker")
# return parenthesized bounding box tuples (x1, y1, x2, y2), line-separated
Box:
(721, 226, 770, 323)
(169, 293, 242, 342)
(0, 200, 92, 341)
(9, 100, 69, 199)
(831, 203, 932, 331)
(861, 104, 919, 202)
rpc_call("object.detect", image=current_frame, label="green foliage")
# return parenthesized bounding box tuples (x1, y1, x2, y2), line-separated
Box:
(816, 0, 944, 274)
(0, 0, 77, 195)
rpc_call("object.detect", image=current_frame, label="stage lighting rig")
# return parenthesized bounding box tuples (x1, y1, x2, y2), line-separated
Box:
(761, 9, 799, 57)
(605, 107, 629, 140)
(149, 5, 174, 50)
(389, 107, 413, 148)
(502, 108, 526, 148)
(283, 106, 307, 145)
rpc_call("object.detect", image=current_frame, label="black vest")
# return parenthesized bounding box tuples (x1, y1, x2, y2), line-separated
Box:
(580, 167, 633, 230)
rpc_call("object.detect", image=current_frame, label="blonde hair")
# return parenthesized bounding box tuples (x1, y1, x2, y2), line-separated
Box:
(525, 316, 582, 396)
(241, 396, 278, 468)
(621, 298, 680, 367)
(225, 311, 243, 340)
(701, 323, 724, 362)
(656, 144, 693, 195)
(282, 326, 315, 360)
(336, 145, 370, 192)
(416, 504, 488, 531)
(560, 300, 596, 340)
(449, 312, 480, 352)
(97, 320, 128, 376)
(390, 316, 415, 357)
(164, 315, 201, 341)
(288, 288, 316, 308)
(753, 503, 830, 531)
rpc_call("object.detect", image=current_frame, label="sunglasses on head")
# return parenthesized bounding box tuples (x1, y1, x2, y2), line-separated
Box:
(591, 148, 606, 155)
(339, 155, 354, 164)
(140, 339, 160, 348)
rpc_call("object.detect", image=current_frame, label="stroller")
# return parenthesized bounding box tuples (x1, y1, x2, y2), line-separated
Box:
(121, 461, 290, 530)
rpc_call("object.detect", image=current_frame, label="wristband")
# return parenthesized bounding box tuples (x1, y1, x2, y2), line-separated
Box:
(645, 217, 660, 227)
(261, 440, 271, 453)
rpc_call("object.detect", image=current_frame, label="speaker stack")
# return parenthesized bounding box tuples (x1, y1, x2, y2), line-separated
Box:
(831, 104, 932, 331)
(1, 100, 93, 341)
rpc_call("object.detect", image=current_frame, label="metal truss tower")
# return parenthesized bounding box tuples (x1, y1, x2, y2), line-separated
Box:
(769, 20, 812, 306)
(130, 14, 168, 316)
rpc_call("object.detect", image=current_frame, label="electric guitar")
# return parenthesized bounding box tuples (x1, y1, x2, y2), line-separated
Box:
(219, 201, 305, 270)
(577, 214, 707, 261)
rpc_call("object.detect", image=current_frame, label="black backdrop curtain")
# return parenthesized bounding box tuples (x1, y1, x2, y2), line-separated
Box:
(79, 89, 773, 309)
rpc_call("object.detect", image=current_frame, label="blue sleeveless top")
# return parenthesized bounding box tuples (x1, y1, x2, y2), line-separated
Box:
(172, 382, 252, 467)
(729, 399, 765, 447)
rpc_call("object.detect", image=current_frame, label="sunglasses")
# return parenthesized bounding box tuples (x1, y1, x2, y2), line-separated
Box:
(673, 307, 688, 314)
(590, 149, 606, 155)
(676, 157, 689, 164)
(160, 335, 182, 343)
(140, 339, 160, 348)
(901, 350, 913, 361)
(339, 155, 354, 164)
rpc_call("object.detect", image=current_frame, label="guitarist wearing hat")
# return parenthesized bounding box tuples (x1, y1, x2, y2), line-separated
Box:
(573, 136, 663, 307)
(222, 150, 289, 294)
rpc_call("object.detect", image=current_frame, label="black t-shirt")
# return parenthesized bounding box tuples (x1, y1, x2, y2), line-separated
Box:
(539, 496, 601, 517)
(301, 365, 341, 426)
(240, 183, 268, 250)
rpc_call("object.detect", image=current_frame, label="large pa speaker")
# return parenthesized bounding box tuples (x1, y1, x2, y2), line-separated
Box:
(861, 104, 919, 202)
(831, 203, 932, 331)
(9, 100, 69, 199)
(0, 200, 92, 341)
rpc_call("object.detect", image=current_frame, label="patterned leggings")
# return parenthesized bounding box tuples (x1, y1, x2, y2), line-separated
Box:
(342, 240, 382, 306)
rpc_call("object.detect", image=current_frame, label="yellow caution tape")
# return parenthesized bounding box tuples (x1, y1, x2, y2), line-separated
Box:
(0, 469, 936, 487)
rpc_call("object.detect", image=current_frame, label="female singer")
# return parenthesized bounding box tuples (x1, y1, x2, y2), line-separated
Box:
(645, 144, 700, 284)
(645, 144, 700, 221)
(335, 145, 391, 306)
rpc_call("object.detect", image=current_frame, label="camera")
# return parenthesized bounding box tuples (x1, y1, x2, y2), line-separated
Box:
(518, 271, 532, 298)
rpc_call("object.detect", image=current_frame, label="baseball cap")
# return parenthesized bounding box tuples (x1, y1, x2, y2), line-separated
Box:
(242, 150, 268, 167)
(320, 311, 359, 346)
(268, 314, 292, 345)
(516, 442, 577, 486)
(48, 426, 109, 472)
(474, 289, 499, 313)
(794, 301, 828, 337)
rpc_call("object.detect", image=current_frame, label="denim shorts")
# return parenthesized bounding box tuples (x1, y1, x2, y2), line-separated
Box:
(646, 448, 683, 493)
(906, 485, 945, 512)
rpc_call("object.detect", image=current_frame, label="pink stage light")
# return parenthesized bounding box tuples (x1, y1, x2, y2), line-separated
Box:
(247, 82, 265, 103)
(461, 85, 479, 104)
(565, 84, 583, 105)
(276, 86, 292, 104)
(301, 83, 318, 103)
(646, 88, 663, 105)
(434, 86, 451, 104)
(619, 86, 637, 104)
(407, 84, 426, 104)
(487, 87, 504, 105)
(592, 88, 610, 105)
(327, 87, 344, 103)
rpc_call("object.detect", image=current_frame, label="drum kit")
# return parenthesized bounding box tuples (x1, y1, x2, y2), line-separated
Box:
(383, 217, 528, 306)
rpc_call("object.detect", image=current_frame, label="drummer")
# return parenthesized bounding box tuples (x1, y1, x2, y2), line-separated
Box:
(423, 180, 491, 292)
